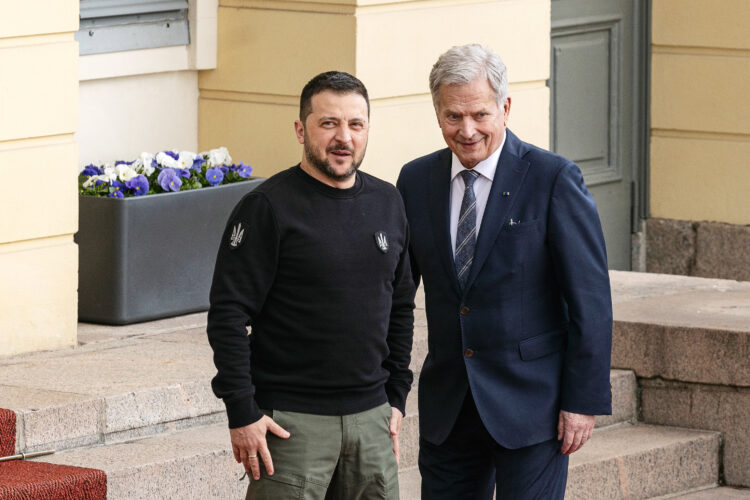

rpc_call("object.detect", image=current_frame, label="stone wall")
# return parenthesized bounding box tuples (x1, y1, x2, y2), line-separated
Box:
(646, 218, 750, 281)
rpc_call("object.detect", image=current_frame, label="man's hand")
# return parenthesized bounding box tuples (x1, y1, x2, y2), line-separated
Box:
(557, 410, 594, 455)
(229, 415, 290, 480)
(389, 407, 404, 464)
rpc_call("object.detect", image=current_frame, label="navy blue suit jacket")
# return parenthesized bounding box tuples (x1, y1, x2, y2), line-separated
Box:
(396, 130, 612, 449)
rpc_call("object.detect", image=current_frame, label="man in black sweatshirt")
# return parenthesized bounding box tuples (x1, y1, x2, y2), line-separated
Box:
(207, 71, 416, 499)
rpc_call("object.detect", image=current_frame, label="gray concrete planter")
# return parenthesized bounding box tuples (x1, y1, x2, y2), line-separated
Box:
(76, 178, 265, 325)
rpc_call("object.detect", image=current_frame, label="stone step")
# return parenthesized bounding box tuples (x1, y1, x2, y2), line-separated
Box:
(666, 487, 750, 499)
(1, 303, 635, 460)
(397, 424, 720, 500)
(0, 327, 224, 455)
(37, 422, 245, 499)
(610, 271, 750, 488)
(35, 419, 420, 500)
(396, 368, 636, 470)
(597, 369, 637, 428)
(1, 347, 634, 465)
(566, 424, 719, 499)
(398, 466, 422, 499)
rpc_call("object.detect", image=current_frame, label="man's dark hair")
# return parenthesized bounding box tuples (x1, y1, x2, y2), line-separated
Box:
(299, 71, 370, 122)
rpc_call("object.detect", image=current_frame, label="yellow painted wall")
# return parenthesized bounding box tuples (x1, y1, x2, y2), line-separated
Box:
(650, 0, 750, 225)
(199, 0, 550, 183)
(0, 3, 79, 356)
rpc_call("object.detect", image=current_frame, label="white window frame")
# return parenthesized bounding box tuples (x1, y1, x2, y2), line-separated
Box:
(78, 0, 217, 81)
(77, 0, 190, 55)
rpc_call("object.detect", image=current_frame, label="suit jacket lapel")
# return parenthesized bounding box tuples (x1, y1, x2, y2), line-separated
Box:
(429, 149, 461, 294)
(464, 130, 530, 292)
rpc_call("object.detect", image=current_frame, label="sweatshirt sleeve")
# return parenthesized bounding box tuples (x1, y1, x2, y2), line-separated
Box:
(207, 192, 279, 428)
(383, 214, 417, 416)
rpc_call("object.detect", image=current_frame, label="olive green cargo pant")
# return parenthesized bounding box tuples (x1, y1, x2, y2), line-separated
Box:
(246, 402, 399, 500)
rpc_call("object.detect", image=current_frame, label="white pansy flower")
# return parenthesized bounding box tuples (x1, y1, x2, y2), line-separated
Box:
(177, 151, 197, 170)
(139, 152, 156, 175)
(102, 165, 118, 183)
(82, 174, 111, 188)
(207, 147, 232, 167)
(115, 164, 138, 182)
(156, 151, 178, 169)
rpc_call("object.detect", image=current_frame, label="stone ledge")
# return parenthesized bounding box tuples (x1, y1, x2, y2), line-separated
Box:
(612, 322, 749, 386)
(611, 271, 750, 387)
(399, 424, 721, 500)
(640, 379, 750, 487)
(0, 335, 223, 454)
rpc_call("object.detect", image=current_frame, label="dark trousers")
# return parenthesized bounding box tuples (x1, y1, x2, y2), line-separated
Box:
(419, 393, 569, 500)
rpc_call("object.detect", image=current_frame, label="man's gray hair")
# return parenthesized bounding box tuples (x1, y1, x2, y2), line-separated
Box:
(429, 44, 508, 110)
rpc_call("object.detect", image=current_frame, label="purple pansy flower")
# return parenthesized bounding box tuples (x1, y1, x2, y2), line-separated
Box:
(81, 164, 102, 177)
(191, 157, 205, 170)
(125, 175, 149, 196)
(111, 180, 124, 193)
(177, 168, 191, 178)
(206, 167, 224, 186)
(108, 190, 124, 198)
(157, 169, 182, 192)
(237, 162, 253, 178)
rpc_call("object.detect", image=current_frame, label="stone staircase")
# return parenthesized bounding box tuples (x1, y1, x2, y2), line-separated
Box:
(0, 271, 748, 499)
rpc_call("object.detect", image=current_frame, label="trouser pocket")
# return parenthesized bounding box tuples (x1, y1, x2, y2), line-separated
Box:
(247, 472, 305, 500)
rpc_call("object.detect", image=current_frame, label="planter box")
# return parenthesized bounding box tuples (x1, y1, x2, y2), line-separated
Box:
(76, 178, 265, 325)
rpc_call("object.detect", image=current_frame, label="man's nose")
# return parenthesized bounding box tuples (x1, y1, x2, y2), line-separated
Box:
(335, 124, 352, 143)
(458, 119, 476, 139)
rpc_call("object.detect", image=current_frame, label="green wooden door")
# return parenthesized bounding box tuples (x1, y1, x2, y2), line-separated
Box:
(550, 0, 648, 270)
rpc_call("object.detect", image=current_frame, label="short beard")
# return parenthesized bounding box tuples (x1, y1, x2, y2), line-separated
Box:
(303, 137, 365, 183)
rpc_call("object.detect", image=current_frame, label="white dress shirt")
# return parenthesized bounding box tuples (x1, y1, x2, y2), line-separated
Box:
(450, 135, 506, 255)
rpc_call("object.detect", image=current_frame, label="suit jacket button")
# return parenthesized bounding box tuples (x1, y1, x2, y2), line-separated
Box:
(460, 306, 470, 315)
(464, 348, 474, 358)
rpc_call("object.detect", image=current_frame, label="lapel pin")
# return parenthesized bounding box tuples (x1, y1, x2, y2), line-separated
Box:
(509, 219, 518, 226)
(502, 191, 510, 197)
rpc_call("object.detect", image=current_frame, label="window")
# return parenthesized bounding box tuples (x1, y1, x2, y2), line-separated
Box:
(77, 0, 190, 55)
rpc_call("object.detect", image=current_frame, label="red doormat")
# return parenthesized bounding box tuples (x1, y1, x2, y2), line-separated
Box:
(0, 409, 106, 500)
(0, 410, 14, 457)
(0, 462, 106, 499)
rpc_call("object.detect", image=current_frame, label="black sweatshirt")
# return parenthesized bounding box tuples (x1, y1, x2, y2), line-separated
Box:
(207, 165, 416, 428)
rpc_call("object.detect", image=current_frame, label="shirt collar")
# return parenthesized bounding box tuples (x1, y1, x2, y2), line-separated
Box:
(450, 132, 506, 182)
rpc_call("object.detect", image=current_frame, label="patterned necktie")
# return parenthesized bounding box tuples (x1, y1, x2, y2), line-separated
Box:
(455, 169, 480, 288)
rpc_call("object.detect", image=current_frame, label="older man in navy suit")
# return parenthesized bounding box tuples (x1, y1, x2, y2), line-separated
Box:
(396, 44, 613, 499)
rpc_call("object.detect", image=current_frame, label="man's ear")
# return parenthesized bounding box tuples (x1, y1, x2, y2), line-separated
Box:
(294, 119, 305, 145)
(503, 97, 512, 124)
